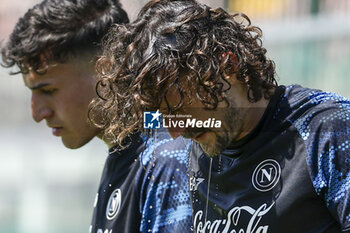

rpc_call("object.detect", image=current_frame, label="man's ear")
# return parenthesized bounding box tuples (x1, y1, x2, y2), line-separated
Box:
(218, 51, 238, 72)
(227, 51, 238, 64)
(219, 51, 238, 63)
(226, 72, 240, 86)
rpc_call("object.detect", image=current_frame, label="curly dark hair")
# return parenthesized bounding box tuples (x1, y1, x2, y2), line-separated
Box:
(89, 0, 277, 145)
(1, 0, 129, 74)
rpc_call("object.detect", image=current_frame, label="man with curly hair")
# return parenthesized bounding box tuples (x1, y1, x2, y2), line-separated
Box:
(1, 0, 192, 232)
(92, 0, 350, 232)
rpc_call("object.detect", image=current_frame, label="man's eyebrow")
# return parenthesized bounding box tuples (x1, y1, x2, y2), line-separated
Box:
(28, 83, 51, 90)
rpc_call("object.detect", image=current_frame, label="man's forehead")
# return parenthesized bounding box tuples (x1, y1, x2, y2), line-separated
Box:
(23, 50, 98, 84)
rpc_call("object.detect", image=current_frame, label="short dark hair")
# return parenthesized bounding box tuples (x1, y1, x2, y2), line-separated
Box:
(1, 0, 129, 74)
(89, 0, 277, 145)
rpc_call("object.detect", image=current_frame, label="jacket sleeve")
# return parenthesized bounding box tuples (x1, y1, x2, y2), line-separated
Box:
(299, 94, 350, 231)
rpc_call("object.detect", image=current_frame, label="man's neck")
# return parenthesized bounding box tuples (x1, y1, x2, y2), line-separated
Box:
(228, 82, 275, 141)
(237, 96, 270, 140)
(96, 131, 115, 149)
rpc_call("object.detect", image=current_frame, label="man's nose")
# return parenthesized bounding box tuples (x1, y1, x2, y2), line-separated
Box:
(31, 94, 53, 122)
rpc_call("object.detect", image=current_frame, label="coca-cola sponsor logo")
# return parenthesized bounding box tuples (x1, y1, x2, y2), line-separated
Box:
(194, 202, 274, 233)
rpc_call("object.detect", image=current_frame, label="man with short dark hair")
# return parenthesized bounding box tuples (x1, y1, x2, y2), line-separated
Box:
(93, 0, 350, 232)
(1, 0, 192, 232)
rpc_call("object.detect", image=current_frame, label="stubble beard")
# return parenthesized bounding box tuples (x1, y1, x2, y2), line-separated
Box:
(199, 107, 244, 157)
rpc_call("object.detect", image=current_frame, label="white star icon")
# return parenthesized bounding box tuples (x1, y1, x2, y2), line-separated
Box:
(151, 110, 162, 122)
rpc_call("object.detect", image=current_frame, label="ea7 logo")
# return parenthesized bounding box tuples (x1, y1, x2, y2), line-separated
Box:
(189, 177, 205, 191)
(252, 159, 281, 192)
(143, 110, 162, 129)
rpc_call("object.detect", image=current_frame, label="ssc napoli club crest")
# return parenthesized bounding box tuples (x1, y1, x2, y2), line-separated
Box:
(252, 159, 281, 192)
(106, 188, 122, 220)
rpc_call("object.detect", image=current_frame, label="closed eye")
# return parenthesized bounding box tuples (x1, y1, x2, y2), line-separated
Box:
(39, 88, 57, 95)
(28, 83, 58, 95)
(38, 88, 57, 95)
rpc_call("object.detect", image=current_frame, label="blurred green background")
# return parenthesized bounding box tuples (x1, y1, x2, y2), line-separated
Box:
(0, 0, 349, 232)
